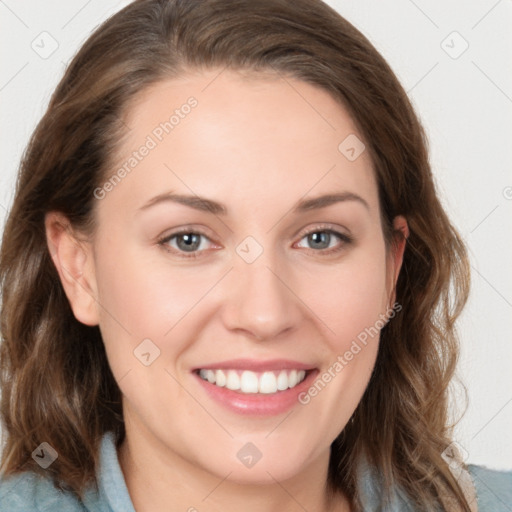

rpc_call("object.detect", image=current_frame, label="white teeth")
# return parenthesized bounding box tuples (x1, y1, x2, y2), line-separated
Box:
(288, 369, 298, 388)
(198, 368, 308, 394)
(240, 371, 259, 393)
(215, 369, 227, 387)
(225, 370, 240, 391)
(276, 370, 289, 391)
(259, 371, 277, 394)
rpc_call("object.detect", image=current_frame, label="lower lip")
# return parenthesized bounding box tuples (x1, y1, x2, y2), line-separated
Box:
(193, 369, 319, 416)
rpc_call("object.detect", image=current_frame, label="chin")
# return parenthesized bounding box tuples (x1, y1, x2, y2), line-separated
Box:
(201, 452, 311, 486)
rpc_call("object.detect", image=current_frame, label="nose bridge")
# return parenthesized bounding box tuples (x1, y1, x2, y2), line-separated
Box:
(222, 240, 300, 340)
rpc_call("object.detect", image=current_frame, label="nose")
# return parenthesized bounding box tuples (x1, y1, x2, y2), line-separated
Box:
(221, 255, 302, 342)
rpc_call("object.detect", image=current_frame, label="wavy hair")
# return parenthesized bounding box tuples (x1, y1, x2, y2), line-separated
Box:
(0, 0, 471, 510)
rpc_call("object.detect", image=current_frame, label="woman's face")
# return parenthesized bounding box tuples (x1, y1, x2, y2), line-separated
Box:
(61, 69, 406, 484)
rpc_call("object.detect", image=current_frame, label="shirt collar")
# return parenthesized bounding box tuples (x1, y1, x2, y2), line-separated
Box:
(82, 430, 136, 512)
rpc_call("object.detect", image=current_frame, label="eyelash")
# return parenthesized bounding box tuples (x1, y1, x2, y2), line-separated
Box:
(157, 225, 353, 260)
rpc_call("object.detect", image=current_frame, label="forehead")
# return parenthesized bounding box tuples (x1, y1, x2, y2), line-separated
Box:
(101, 69, 378, 220)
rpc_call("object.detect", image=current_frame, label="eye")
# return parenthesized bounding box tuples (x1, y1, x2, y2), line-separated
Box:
(295, 226, 353, 255)
(158, 229, 215, 259)
(157, 225, 353, 259)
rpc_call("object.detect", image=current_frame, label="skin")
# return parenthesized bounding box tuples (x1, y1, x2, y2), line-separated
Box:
(46, 69, 408, 512)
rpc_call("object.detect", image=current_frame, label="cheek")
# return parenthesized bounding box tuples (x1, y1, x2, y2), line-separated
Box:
(295, 259, 387, 433)
(294, 247, 388, 417)
(303, 251, 389, 350)
(94, 239, 214, 336)
(92, 239, 224, 379)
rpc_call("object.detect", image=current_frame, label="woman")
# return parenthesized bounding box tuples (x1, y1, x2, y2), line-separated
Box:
(0, 0, 510, 510)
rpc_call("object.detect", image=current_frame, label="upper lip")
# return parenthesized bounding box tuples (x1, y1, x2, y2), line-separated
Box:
(193, 358, 316, 372)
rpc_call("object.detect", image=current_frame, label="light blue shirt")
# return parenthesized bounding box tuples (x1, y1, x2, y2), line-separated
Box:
(1, 431, 511, 511)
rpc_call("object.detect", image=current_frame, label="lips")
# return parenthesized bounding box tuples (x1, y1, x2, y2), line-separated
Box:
(193, 358, 315, 372)
(191, 358, 318, 415)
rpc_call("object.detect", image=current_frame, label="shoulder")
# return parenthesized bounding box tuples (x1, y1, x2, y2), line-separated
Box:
(468, 464, 512, 512)
(0, 431, 133, 512)
(0, 470, 86, 512)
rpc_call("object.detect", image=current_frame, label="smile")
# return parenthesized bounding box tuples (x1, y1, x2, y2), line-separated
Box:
(197, 368, 308, 394)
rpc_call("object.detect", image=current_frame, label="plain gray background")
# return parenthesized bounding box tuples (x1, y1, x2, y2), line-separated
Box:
(1, 0, 511, 470)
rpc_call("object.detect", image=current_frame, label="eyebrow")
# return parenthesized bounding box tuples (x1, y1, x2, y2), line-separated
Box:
(137, 190, 370, 215)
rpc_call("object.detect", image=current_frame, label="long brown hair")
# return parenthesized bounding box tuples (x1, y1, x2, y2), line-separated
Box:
(0, 0, 471, 509)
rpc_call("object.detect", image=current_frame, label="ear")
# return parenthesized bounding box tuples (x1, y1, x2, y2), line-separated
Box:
(385, 215, 409, 307)
(45, 212, 100, 326)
